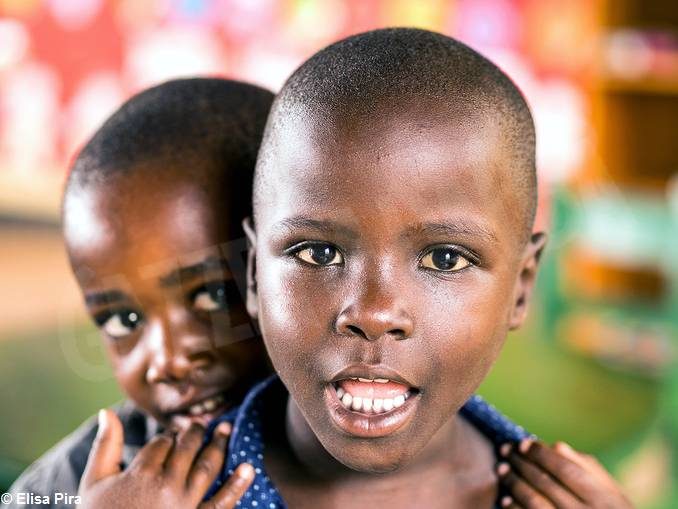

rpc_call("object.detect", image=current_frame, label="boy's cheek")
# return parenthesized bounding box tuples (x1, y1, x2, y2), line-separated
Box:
(258, 263, 334, 328)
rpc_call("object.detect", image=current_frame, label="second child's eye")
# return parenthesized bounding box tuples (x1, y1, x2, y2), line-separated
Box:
(420, 247, 472, 272)
(293, 243, 343, 266)
(95, 310, 143, 339)
(192, 281, 232, 312)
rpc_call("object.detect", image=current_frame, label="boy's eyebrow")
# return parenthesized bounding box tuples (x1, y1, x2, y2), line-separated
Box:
(274, 217, 358, 239)
(159, 256, 232, 287)
(405, 221, 498, 242)
(84, 290, 127, 307)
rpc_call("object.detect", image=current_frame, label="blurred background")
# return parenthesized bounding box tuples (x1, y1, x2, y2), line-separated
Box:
(0, 0, 676, 507)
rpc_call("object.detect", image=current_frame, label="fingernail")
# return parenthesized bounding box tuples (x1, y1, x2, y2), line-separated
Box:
(499, 443, 512, 457)
(501, 496, 513, 507)
(519, 438, 534, 454)
(236, 463, 255, 482)
(496, 462, 510, 476)
(216, 421, 232, 437)
(555, 441, 574, 453)
(96, 409, 108, 436)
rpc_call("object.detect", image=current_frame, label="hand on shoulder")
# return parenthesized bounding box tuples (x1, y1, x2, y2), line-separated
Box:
(496, 438, 634, 508)
(77, 409, 253, 509)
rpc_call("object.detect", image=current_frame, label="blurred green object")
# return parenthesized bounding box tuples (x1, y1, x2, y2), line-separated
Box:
(513, 186, 676, 507)
(0, 325, 122, 492)
(540, 188, 677, 375)
(479, 324, 659, 455)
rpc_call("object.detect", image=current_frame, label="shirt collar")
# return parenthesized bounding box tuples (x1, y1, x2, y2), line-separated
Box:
(206, 375, 285, 508)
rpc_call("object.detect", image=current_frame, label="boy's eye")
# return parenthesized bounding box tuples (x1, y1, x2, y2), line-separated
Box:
(95, 310, 143, 339)
(293, 243, 343, 266)
(192, 281, 232, 312)
(420, 247, 472, 272)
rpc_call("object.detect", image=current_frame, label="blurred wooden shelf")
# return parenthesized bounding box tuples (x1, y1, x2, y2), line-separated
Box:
(602, 76, 678, 96)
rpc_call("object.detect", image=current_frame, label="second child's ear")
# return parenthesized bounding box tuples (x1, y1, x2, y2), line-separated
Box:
(242, 217, 259, 320)
(509, 232, 547, 330)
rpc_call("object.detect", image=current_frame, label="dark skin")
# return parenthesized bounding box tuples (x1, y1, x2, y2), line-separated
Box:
(63, 161, 271, 507)
(245, 101, 547, 508)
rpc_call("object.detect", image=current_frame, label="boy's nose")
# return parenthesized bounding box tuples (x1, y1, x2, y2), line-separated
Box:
(145, 318, 196, 384)
(335, 275, 414, 341)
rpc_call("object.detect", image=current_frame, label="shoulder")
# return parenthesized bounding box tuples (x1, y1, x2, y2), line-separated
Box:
(5, 401, 147, 507)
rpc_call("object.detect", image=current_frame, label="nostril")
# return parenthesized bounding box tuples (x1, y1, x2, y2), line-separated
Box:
(346, 325, 365, 337)
(388, 328, 406, 339)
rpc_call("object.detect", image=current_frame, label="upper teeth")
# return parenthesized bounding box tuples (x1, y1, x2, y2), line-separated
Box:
(188, 394, 224, 416)
(354, 377, 390, 383)
(335, 385, 410, 414)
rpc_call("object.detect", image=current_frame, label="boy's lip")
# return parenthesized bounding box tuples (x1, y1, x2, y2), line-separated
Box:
(323, 382, 420, 438)
(324, 363, 420, 438)
(329, 364, 418, 388)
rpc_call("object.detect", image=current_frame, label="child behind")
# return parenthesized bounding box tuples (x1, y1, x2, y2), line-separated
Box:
(4, 78, 273, 509)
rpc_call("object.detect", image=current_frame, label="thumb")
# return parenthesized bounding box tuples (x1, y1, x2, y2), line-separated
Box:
(81, 409, 124, 488)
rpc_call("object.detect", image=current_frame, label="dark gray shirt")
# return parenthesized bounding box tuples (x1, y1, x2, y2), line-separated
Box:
(2, 402, 158, 509)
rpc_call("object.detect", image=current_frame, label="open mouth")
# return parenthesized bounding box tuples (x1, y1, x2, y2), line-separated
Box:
(166, 392, 232, 430)
(333, 377, 416, 414)
(324, 374, 420, 438)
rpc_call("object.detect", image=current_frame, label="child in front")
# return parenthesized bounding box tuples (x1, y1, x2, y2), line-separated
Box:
(233, 28, 633, 509)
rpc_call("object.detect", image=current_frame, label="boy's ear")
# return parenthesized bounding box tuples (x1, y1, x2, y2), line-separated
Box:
(242, 217, 259, 320)
(509, 232, 547, 330)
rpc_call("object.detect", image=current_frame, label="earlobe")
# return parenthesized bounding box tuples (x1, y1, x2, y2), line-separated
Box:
(242, 217, 259, 320)
(508, 232, 547, 330)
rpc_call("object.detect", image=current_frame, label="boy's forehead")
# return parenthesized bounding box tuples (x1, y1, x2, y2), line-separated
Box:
(260, 103, 516, 224)
(64, 169, 232, 260)
(273, 100, 505, 172)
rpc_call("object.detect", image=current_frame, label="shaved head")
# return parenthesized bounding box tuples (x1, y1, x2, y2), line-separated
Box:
(254, 28, 537, 239)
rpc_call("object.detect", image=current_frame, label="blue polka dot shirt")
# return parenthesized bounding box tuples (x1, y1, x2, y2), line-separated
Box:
(205, 375, 532, 508)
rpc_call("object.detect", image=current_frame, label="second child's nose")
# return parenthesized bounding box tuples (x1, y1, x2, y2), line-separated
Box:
(145, 319, 194, 384)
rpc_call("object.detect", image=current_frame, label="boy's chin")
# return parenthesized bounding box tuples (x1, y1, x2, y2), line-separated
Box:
(323, 437, 416, 475)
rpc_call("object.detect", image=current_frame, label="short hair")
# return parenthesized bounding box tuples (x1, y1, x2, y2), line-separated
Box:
(255, 28, 537, 236)
(65, 78, 274, 229)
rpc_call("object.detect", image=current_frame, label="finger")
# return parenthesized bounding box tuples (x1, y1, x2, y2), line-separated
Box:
(497, 463, 555, 509)
(130, 430, 175, 472)
(507, 451, 583, 506)
(553, 442, 621, 493)
(80, 409, 124, 488)
(166, 422, 208, 480)
(200, 463, 255, 509)
(187, 422, 231, 497)
(518, 439, 601, 499)
(554, 442, 608, 477)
